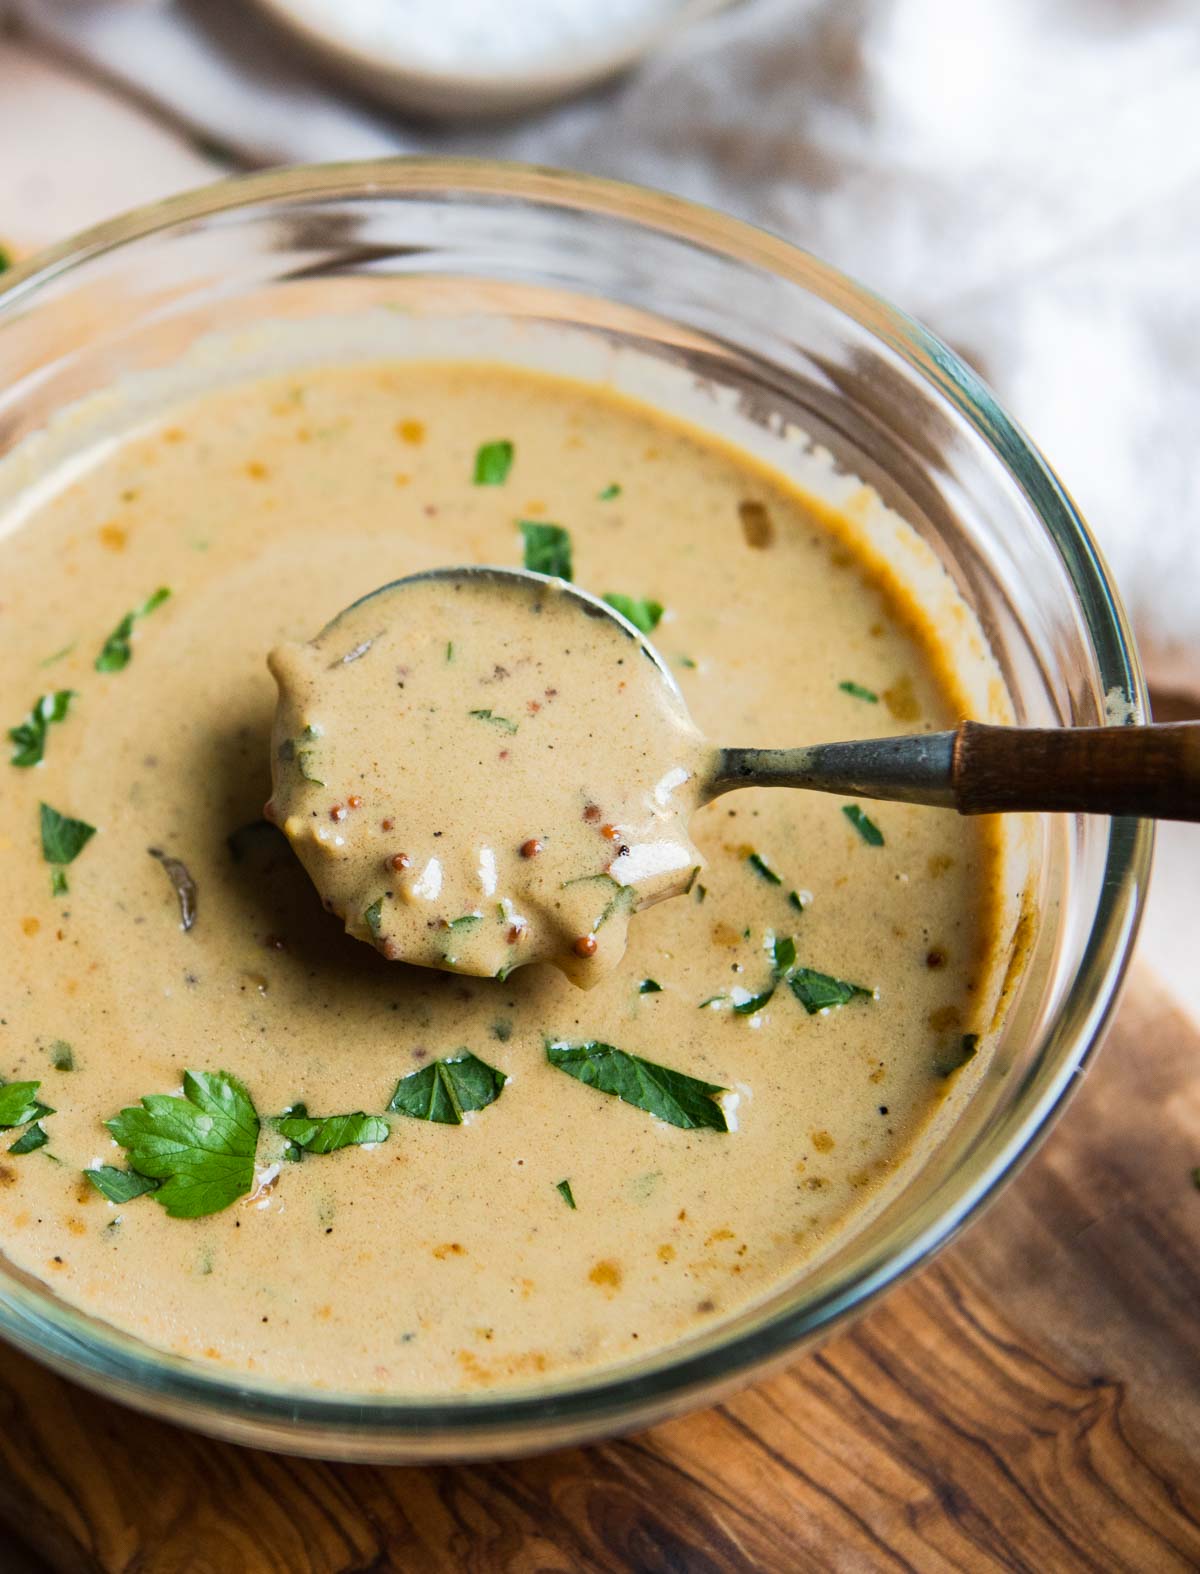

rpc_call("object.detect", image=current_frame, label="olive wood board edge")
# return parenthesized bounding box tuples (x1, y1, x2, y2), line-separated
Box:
(0, 960, 1196, 1573)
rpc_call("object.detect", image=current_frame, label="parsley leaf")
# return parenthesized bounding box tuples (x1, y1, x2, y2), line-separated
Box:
(40, 801, 96, 866)
(839, 681, 879, 703)
(788, 967, 874, 1014)
(0, 1082, 51, 1127)
(0, 244, 10, 273)
(935, 1033, 980, 1078)
(597, 483, 621, 501)
(545, 1039, 729, 1132)
(843, 804, 884, 846)
(50, 868, 69, 897)
(556, 1178, 577, 1208)
(520, 521, 572, 580)
(10, 1122, 48, 1155)
(8, 690, 77, 768)
(639, 978, 663, 994)
(85, 1166, 162, 1203)
(275, 1109, 390, 1153)
(364, 897, 385, 937)
(771, 934, 797, 974)
(447, 913, 482, 931)
(468, 708, 518, 734)
(474, 440, 514, 485)
(603, 594, 664, 634)
(732, 986, 775, 1015)
(746, 850, 782, 885)
(387, 1052, 507, 1124)
(105, 1069, 260, 1219)
(94, 586, 170, 672)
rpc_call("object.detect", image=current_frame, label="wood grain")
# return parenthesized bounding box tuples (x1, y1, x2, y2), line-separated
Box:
(953, 719, 1200, 820)
(0, 962, 1196, 1573)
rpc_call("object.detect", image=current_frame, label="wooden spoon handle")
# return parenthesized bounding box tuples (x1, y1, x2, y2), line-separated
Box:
(953, 720, 1200, 819)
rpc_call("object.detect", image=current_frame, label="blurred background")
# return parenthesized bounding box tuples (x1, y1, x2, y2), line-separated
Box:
(2, 0, 1198, 1004)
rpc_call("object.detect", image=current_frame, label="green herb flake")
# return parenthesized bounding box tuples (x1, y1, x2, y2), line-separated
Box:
(545, 1039, 729, 1132)
(519, 521, 573, 580)
(8, 689, 77, 768)
(597, 483, 621, 501)
(694, 882, 707, 903)
(771, 934, 797, 975)
(86, 1166, 162, 1204)
(473, 440, 514, 486)
(387, 1052, 507, 1125)
(839, 681, 879, 703)
(274, 1110, 390, 1154)
(491, 1019, 513, 1043)
(447, 913, 483, 932)
(1192, 1167, 1200, 1193)
(603, 593, 664, 635)
(788, 967, 874, 1015)
(732, 986, 775, 1016)
(39, 801, 96, 869)
(445, 641, 454, 662)
(843, 804, 884, 846)
(39, 643, 76, 669)
(49, 1040, 74, 1072)
(678, 655, 698, 670)
(364, 898, 385, 937)
(747, 850, 782, 885)
(788, 890, 807, 913)
(0, 1082, 52, 1128)
(639, 978, 663, 994)
(698, 995, 727, 1010)
(935, 1033, 980, 1078)
(9, 1122, 48, 1156)
(0, 244, 10, 274)
(556, 1178, 577, 1209)
(50, 868, 69, 897)
(468, 708, 518, 735)
(104, 1069, 259, 1219)
(94, 586, 171, 673)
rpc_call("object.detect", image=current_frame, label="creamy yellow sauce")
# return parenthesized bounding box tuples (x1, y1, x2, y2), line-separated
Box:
(267, 572, 706, 985)
(0, 361, 1005, 1394)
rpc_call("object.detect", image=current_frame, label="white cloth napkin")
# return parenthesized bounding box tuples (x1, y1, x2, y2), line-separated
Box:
(9, 0, 1200, 691)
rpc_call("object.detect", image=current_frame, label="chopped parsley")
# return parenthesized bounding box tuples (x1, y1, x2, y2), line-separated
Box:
(839, 680, 879, 703)
(772, 934, 796, 974)
(935, 1033, 980, 1078)
(732, 986, 775, 1015)
(94, 586, 171, 673)
(278, 722, 324, 785)
(678, 655, 697, 670)
(39, 643, 76, 668)
(520, 521, 572, 580)
(0, 244, 10, 273)
(104, 1069, 260, 1219)
(473, 439, 514, 486)
(275, 1108, 389, 1154)
(49, 1040, 75, 1072)
(447, 913, 482, 931)
(387, 1052, 507, 1124)
(0, 1081, 52, 1128)
(545, 1039, 729, 1132)
(8, 689, 77, 768)
(364, 897, 385, 937)
(50, 868, 69, 897)
(85, 1166, 162, 1204)
(842, 804, 884, 846)
(788, 890, 807, 913)
(40, 803, 96, 889)
(639, 978, 663, 994)
(556, 1178, 577, 1208)
(597, 483, 621, 501)
(603, 593, 664, 634)
(468, 708, 518, 734)
(788, 967, 874, 1014)
(9, 1123, 48, 1156)
(746, 850, 782, 885)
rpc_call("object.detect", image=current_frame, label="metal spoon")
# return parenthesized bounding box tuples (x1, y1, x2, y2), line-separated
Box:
(386, 566, 1200, 823)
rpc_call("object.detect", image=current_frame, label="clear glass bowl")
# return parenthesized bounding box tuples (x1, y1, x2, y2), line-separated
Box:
(0, 160, 1152, 1462)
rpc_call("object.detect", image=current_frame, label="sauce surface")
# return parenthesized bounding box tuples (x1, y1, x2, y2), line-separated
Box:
(268, 572, 705, 985)
(0, 361, 1005, 1394)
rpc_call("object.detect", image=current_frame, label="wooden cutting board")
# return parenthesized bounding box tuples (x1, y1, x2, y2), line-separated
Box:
(0, 960, 1195, 1573)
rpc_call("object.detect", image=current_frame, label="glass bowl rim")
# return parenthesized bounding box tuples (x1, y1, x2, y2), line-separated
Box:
(0, 156, 1153, 1445)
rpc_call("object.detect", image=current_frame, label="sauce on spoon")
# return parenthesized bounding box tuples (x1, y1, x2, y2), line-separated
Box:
(267, 570, 708, 986)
